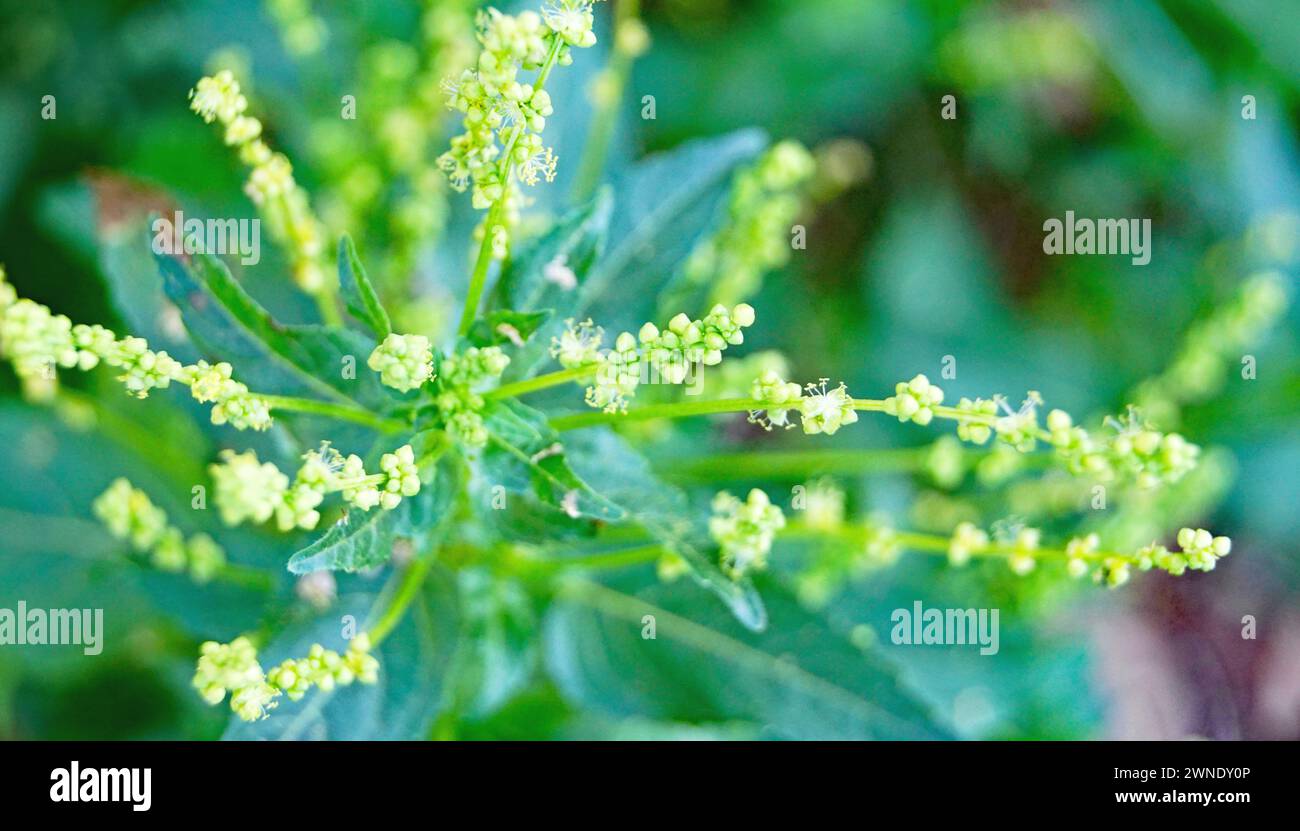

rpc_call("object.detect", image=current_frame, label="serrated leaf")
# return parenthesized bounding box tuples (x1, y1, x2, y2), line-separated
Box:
(338, 235, 392, 339)
(479, 399, 625, 522)
(581, 129, 768, 332)
(222, 575, 460, 740)
(543, 576, 949, 740)
(155, 249, 393, 410)
(288, 452, 457, 574)
(563, 428, 766, 630)
(494, 193, 611, 378)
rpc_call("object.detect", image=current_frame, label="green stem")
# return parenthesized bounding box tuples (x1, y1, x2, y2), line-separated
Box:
(549, 395, 1021, 434)
(487, 364, 596, 399)
(551, 397, 766, 430)
(658, 447, 931, 481)
(458, 201, 503, 336)
(458, 35, 568, 336)
(534, 543, 664, 573)
(260, 394, 409, 433)
(368, 554, 436, 646)
(781, 522, 1132, 565)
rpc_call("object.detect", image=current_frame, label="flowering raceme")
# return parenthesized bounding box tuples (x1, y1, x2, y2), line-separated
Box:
(0, 267, 273, 430)
(93, 479, 227, 582)
(189, 70, 332, 303)
(210, 443, 422, 531)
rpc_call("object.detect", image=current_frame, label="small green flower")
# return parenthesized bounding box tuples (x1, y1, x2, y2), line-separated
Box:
(749, 369, 803, 429)
(883, 374, 944, 426)
(710, 488, 786, 578)
(193, 637, 269, 708)
(150, 528, 189, 573)
(211, 449, 290, 526)
(799, 379, 858, 436)
(186, 533, 226, 583)
(802, 479, 845, 531)
(947, 521, 989, 567)
(586, 331, 640, 412)
(1007, 527, 1040, 575)
(1065, 532, 1099, 578)
(551, 318, 603, 368)
(1176, 527, 1231, 571)
(378, 444, 422, 509)
(367, 332, 434, 392)
(92, 478, 169, 551)
(954, 397, 998, 444)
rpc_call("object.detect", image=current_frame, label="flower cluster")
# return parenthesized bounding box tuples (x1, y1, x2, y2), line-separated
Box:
(1131, 528, 1232, 578)
(92, 478, 227, 582)
(179, 361, 273, 430)
(435, 346, 511, 447)
(551, 304, 756, 413)
(748, 368, 804, 429)
(193, 634, 379, 721)
(683, 140, 817, 307)
(0, 268, 272, 429)
(879, 371, 1203, 489)
(438, 1, 603, 224)
(883, 373, 944, 426)
(709, 488, 786, 578)
(947, 521, 989, 567)
(189, 71, 329, 296)
(210, 443, 421, 531)
(800, 479, 846, 530)
(266, 635, 380, 701)
(1134, 271, 1289, 425)
(367, 332, 435, 392)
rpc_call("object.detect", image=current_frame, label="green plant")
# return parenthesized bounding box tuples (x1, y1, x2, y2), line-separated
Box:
(0, 0, 1276, 740)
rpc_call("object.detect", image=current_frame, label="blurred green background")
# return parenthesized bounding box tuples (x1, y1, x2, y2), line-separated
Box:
(0, 0, 1297, 739)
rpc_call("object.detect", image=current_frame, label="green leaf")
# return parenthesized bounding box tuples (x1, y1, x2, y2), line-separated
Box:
(582, 129, 768, 332)
(494, 192, 612, 378)
(562, 428, 767, 630)
(338, 235, 392, 339)
(222, 574, 460, 740)
(155, 250, 394, 410)
(467, 309, 551, 349)
(287, 451, 457, 574)
(442, 570, 538, 719)
(543, 576, 950, 740)
(479, 399, 625, 522)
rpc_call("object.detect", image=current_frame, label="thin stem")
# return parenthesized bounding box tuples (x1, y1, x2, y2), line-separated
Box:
(458, 35, 568, 336)
(487, 364, 596, 399)
(659, 447, 931, 481)
(368, 554, 436, 646)
(781, 522, 1133, 565)
(533, 543, 664, 573)
(260, 394, 409, 433)
(459, 201, 502, 336)
(551, 397, 765, 430)
(550, 394, 1020, 434)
